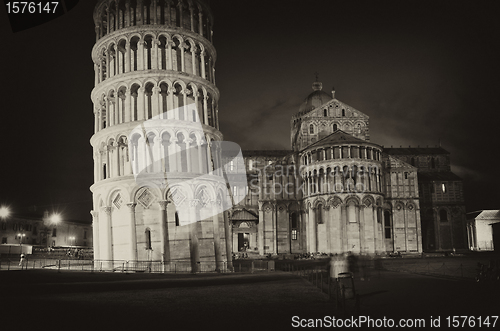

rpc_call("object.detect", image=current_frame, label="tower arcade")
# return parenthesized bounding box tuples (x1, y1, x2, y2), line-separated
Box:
(89, 0, 230, 272)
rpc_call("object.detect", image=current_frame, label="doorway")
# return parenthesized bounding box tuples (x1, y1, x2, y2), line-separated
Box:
(238, 233, 249, 251)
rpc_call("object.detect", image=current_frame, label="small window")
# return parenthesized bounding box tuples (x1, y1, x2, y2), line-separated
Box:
(333, 124, 338, 131)
(230, 160, 234, 171)
(323, 109, 327, 117)
(439, 209, 448, 222)
(309, 124, 314, 134)
(1, 222, 7, 230)
(145, 228, 152, 250)
(316, 205, 323, 224)
(52, 228, 57, 237)
(84, 231, 87, 239)
(442, 183, 446, 193)
(342, 109, 345, 116)
(175, 212, 180, 226)
(410, 157, 415, 166)
(291, 213, 298, 229)
(404, 172, 408, 179)
(1, 237, 7, 244)
(384, 211, 391, 227)
(248, 160, 253, 170)
(291, 229, 298, 240)
(384, 211, 391, 239)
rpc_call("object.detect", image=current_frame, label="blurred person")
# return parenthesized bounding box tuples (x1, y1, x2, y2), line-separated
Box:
(19, 253, 26, 269)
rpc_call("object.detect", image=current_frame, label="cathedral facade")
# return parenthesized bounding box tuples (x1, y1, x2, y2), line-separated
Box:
(228, 81, 467, 256)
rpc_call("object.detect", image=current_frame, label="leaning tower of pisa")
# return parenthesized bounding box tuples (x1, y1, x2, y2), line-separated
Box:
(89, 0, 232, 272)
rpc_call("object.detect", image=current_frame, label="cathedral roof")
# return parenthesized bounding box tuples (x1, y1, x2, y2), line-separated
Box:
(383, 154, 417, 170)
(298, 81, 333, 115)
(301, 130, 379, 152)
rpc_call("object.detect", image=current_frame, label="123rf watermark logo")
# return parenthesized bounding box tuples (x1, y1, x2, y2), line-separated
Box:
(291, 315, 499, 328)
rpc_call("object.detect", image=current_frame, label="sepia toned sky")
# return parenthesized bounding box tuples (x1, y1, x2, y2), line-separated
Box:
(0, 0, 499, 222)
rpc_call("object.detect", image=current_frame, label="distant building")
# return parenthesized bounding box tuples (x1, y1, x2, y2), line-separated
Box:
(492, 222, 500, 253)
(467, 210, 500, 251)
(0, 212, 92, 250)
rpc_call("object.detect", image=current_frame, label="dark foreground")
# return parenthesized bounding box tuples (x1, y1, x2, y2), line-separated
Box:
(1, 269, 499, 330)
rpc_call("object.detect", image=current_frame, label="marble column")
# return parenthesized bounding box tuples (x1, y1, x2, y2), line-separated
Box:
(101, 206, 113, 268)
(90, 210, 100, 261)
(126, 203, 137, 261)
(158, 200, 170, 266)
(258, 202, 264, 255)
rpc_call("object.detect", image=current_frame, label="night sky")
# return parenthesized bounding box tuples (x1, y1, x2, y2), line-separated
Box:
(0, 0, 499, 223)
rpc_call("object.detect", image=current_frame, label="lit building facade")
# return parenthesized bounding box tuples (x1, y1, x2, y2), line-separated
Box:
(0, 213, 91, 250)
(227, 81, 467, 255)
(466, 210, 500, 251)
(89, 0, 230, 271)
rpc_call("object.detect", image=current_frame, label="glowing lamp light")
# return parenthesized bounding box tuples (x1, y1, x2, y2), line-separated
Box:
(0, 206, 10, 219)
(50, 213, 62, 224)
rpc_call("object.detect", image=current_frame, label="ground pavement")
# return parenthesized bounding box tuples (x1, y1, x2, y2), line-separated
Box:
(0, 267, 498, 330)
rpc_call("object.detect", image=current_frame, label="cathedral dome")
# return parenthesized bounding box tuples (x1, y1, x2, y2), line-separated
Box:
(298, 81, 333, 114)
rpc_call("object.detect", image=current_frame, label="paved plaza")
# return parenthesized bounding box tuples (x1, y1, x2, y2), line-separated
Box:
(1, 259, 499, 330)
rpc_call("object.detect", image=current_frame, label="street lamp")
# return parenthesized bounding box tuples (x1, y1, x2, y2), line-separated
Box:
(17, 233, 26, 253)
(41, 211, 63, 249)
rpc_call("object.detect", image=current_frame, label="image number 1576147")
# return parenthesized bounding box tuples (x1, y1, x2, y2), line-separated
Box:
(5, 2, 59, 14)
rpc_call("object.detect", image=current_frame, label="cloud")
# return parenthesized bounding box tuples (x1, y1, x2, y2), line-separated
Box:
(221, 96, 302, 150)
